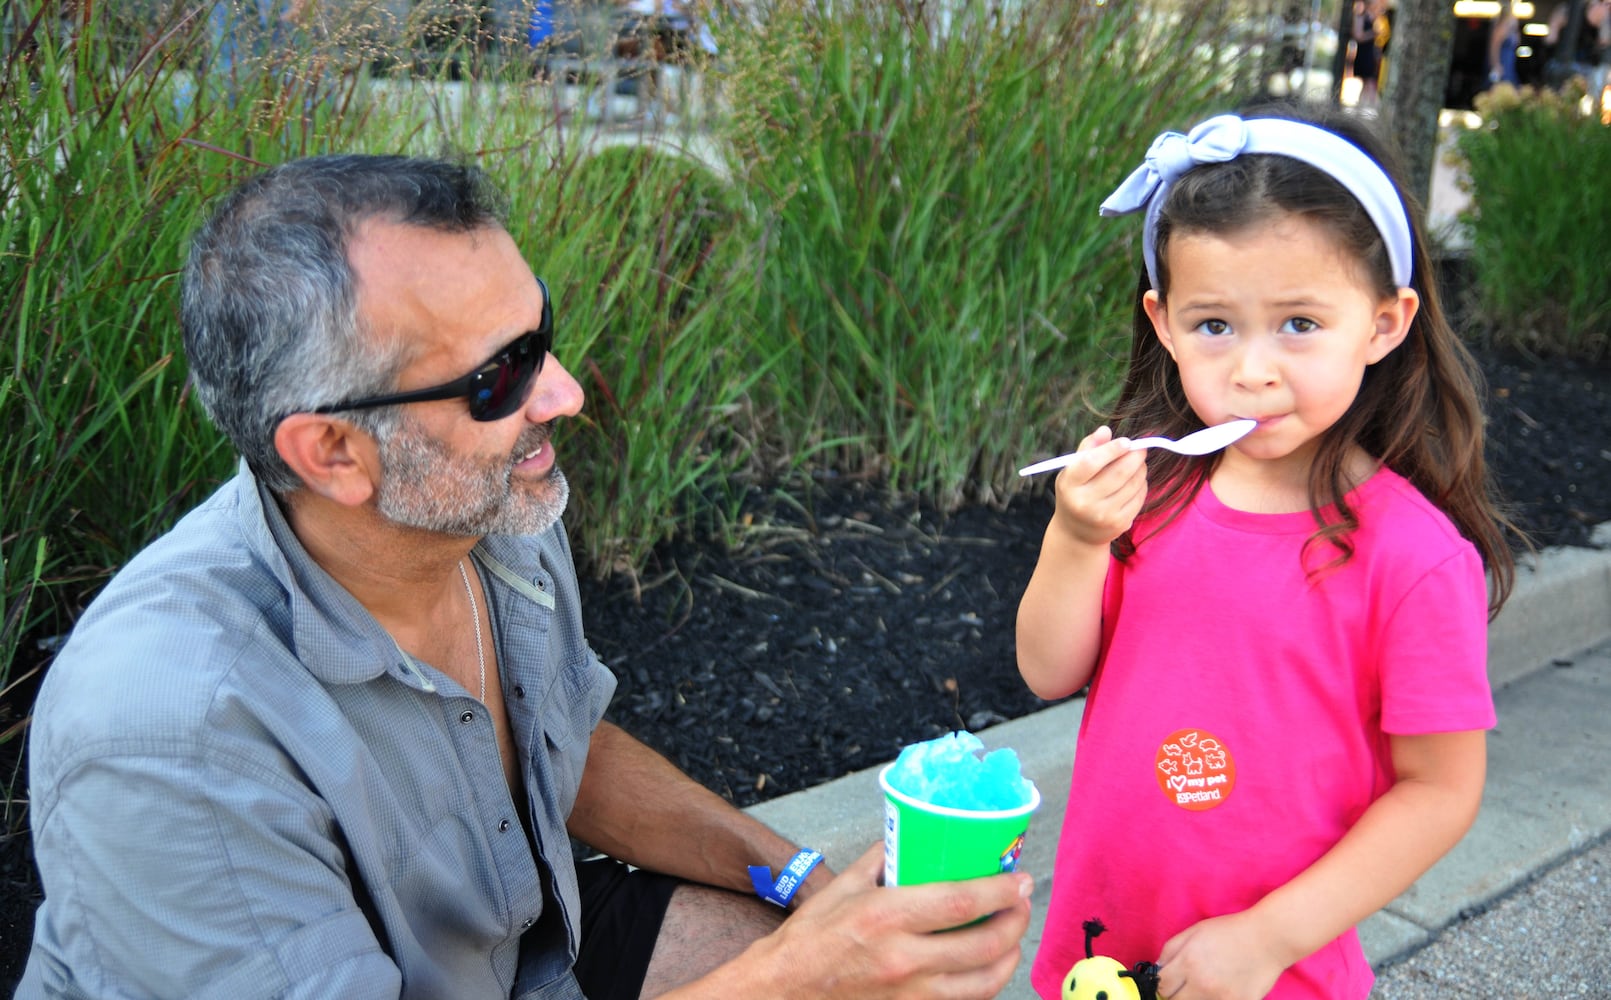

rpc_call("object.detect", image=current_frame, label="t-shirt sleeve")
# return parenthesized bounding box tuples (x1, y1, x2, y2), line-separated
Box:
(1377, 542, 1496, 734)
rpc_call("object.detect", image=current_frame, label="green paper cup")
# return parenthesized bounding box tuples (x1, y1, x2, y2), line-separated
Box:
(879, 764, 1041, 888)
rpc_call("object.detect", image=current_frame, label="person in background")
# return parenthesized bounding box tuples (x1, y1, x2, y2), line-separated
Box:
(17, 154, 1032, 1000)
(527, 0, 556, 79)
(1374, 1, 1396, 94)
(1018, 103, 1517, 1000)
(1489, 4, 1522, 87)
(1349, 0, 1384, 107)
(204, 0, 314, 104)
(1546, 0, 1611, 104)
(208, 0, 305, 77)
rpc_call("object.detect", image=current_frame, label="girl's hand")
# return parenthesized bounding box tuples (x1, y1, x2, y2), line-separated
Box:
(1154, 910, 1289, 1000)
(1049, 425, 1148, 548)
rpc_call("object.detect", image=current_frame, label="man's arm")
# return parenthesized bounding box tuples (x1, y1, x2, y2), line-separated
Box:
(567, 722, 1035, 998)
(567, 720, 833, 902)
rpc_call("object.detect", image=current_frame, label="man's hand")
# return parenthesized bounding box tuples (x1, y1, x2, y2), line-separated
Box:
(678, 843, 1033, 999)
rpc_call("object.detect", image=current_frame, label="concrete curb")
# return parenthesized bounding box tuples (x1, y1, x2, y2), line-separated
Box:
(745, 527, 1611, 998)
(1486, 528, 1611, 689)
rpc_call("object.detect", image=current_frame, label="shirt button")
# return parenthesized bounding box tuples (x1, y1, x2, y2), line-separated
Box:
(459, 710, 475, 724)
(513, 685, 526, 700)
(498, 819, 511, 832)
(522, 917, 536, 929)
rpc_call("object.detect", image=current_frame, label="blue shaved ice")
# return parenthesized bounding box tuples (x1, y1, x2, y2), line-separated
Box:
(886, 731, 1037, 811)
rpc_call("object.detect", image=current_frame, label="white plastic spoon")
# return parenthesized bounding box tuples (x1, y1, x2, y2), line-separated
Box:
(1017, 418, 1258, 477)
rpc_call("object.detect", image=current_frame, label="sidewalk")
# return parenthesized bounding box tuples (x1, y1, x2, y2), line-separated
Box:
(744, 525, 1611, 998)
(1428, 111, 1476, 252)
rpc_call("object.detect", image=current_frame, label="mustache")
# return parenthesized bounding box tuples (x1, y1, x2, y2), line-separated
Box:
(512, 424, 551, 464)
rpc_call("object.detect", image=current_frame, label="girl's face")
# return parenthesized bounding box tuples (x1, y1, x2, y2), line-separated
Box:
(1143, 212, 1418, 491)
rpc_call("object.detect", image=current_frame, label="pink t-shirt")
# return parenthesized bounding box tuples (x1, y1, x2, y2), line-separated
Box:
(1031, 468, 1494, 1000)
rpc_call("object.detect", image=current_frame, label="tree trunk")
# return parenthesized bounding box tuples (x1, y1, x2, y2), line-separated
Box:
(1380, 0, 1454, 210)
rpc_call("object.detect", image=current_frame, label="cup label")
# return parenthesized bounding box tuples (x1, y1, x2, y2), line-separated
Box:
(999, 832, 1026, 873)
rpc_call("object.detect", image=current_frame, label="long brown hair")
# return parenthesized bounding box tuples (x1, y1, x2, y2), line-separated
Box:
(1108, 101, 1521, 617)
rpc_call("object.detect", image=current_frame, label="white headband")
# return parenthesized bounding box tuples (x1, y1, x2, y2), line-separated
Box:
(1099, 114, 1414, 289)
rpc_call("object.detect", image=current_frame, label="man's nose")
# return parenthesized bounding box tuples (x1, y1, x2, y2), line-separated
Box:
(526, 354, 585, 423)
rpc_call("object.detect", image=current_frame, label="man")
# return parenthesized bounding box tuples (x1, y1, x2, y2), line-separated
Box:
(17, 155, 1031, 999)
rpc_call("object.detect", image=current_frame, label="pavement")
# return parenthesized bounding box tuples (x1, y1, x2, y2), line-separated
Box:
(1427, 111, 1477, 252)
(745, 524, 1611, 998)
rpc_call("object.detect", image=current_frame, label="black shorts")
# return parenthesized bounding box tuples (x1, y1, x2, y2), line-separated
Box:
(573, 859, 682, 1000)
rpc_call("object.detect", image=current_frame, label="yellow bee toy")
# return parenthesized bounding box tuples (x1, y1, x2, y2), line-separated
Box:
(1062, 918, 1161, 1000)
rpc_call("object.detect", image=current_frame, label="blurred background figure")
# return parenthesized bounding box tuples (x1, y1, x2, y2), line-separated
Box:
(1348, 0, 1386, 107)
(1374, 0, 1396, 94)
(1545, 0, 1610, 108)
(528, 0, 557, 79)
(207, 0, 310, 90)
(1488, 4, 1521, 87)
(621, 0, 711, 125)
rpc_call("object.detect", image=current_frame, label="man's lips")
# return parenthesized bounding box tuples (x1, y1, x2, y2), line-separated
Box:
(513, 432, 552, 473)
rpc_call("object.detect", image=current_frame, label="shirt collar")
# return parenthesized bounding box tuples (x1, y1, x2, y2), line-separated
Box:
(233, 461, 418, 688)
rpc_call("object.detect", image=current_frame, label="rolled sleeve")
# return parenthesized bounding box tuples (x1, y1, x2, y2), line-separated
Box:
(28, 749, 401, 1000)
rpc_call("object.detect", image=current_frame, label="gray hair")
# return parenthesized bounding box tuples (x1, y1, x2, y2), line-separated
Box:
(180, 154, 509, 494)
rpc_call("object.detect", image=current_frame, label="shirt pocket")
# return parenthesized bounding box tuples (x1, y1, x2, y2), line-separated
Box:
(535, 658, 603, 819)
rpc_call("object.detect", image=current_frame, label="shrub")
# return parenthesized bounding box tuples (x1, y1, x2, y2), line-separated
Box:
(711, 0, 1240, 508)
(1453, 81, 1611, 360)
(529, 143, 760, 575)
(1, 0, 375, 825)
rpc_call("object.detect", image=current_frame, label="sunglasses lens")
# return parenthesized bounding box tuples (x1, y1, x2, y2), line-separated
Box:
(467, 282, 552, 421)
(469, 335, 541, 421)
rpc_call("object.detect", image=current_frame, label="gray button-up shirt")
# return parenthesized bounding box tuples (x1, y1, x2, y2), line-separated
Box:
(19, 464, 616, 999)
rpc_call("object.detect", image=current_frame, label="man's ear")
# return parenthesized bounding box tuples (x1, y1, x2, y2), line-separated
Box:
(1366, 287, 1420, 365)
(273, 414, 380, 507)
(1142, 289, 1177, 360)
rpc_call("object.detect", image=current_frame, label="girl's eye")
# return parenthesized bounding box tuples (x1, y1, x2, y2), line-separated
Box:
(1194, 319, 1231, 337)
(1281, 317, 1320, 334)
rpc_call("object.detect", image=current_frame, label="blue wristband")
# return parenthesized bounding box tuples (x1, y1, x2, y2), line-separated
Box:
(748, 848, 824, 908)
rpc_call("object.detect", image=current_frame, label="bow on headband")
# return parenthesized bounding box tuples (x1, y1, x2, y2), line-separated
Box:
(1101, 114, 1252, 216)
(1098, 114, 1414, 290)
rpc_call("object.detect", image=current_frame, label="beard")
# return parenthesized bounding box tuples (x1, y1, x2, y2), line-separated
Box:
(375, 415, 569, 538)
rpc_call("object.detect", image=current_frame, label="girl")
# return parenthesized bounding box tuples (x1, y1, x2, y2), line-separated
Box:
(1018, 104, 1518, 1000)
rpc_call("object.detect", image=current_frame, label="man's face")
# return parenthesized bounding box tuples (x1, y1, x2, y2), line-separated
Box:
(347, 218, 584, 537)
(375, 410, 570, 537)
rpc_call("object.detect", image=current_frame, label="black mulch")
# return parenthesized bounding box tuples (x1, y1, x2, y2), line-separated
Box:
(3, 330, 1610, 988)
(584, 343, 1611, 814)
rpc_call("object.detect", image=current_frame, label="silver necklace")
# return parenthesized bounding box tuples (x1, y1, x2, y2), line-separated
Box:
(457, 559, 486, 703)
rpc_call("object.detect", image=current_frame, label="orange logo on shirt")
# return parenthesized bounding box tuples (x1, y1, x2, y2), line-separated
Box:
(1154, 728, 1236, 811)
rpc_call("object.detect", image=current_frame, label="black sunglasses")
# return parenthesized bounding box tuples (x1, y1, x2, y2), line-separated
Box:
(309, 277, 553, 423)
